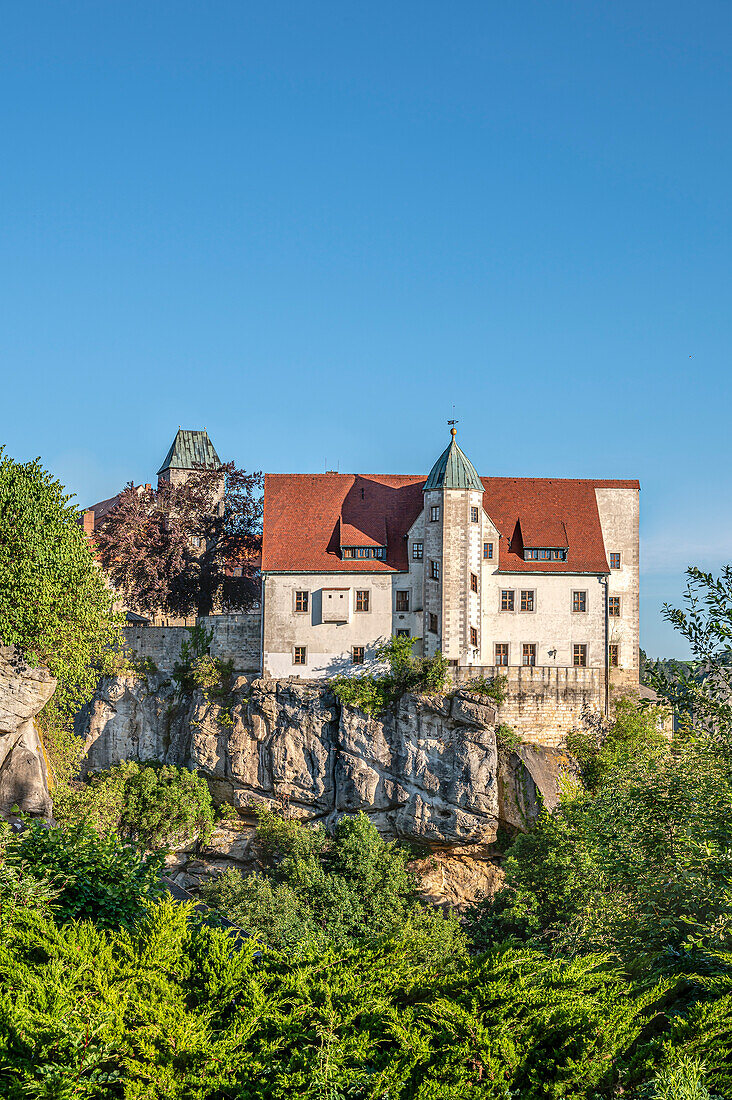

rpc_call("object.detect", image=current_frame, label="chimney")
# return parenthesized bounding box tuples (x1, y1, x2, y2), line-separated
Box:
(83, 509, 95, 537)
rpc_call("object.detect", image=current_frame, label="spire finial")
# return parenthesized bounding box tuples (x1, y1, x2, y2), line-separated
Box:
(448, 417, 458, 439)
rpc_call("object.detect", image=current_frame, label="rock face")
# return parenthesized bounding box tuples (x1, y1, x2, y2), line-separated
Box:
(0, 646, 55, 819)
(80, 674, 572, 906)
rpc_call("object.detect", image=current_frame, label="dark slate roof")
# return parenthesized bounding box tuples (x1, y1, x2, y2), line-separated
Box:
(423, 431, 483, 492)
(157, 430, 221, 475)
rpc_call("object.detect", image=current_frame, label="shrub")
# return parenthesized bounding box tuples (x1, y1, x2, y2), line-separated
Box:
(331, 635, 450, 716)
(466, 673, 508, 705)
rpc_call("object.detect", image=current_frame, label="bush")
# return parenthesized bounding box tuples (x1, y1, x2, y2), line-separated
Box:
(4, 820, 165, 929)
(465, 673, 508, 705)
(331, 634, 449, 716)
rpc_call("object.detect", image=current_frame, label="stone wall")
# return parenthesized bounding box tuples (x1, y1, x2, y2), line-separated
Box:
(122, 612, 261, 672)
(453, 664, 604, 746)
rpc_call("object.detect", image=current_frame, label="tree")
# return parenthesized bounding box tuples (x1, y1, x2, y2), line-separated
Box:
(94, 461, 263, 619)
(0, 450, 121, 728)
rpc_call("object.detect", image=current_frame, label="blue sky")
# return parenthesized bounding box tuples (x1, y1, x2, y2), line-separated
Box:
(2, 2, 730, 657)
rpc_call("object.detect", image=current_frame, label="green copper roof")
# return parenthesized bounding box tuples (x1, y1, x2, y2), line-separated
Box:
(424, 431, 483, 492)
(157, 429, 221, 475)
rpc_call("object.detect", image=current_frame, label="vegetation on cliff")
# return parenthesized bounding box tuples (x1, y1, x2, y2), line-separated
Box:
(331, 634, 450, 715)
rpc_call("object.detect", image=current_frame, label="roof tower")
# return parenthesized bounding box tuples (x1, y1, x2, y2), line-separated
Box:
(157, 429, 221, 476)
(423, 427, 483, 492)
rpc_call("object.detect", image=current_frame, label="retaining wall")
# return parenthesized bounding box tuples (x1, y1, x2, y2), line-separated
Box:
(122, 611, 262, 672)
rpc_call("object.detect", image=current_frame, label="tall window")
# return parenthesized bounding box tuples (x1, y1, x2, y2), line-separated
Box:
(573, 644, 587, 667)
(412, 542, 423, 560)
(608, 596, 621, 617)
(470, 573, 478, 593)
(572, 590, 587, 613)
(429, 613, 438, 634)
(470, 627, 479, 648)
(430, 560, 440, 580)
(483, 542, 494, 560)
(430, 505, 440, 522)
(355, 590, 370, 612)
(610, 552, 621, 569)
(352, 646, 365, 665)
(495, 643, 509, 666)
(471, 506, 479, 523)
(609, 643, 620, 667)
(501, 589, 515, 611)
(294, 646, 307, 666)
(295, 590, 309, 613)
(520, 590, 535, 612)
(522, 643, 536, 667)
(395, 590, 410, 612)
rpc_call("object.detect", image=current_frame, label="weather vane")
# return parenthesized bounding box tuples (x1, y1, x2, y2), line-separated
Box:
(448, 410, 459, 437)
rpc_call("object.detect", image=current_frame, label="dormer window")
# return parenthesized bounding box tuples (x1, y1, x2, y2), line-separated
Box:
(342, 546, 386, 560)
(524, 548, 567, 562)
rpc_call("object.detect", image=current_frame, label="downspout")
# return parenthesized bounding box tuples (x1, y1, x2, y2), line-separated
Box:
(603, 573, 609, 716)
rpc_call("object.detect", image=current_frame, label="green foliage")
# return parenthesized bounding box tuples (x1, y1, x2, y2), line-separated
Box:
(0, 450, 122, 730)
(173, 624, 235, 725)
(3, 820, 165, 929)
(331, 634, 450, 716)
(496, 722, 521, 753)
(465, 673, 508, 705)
(643, 1056, 717, 1100)
(55, 761, 214, 850)
(201, 809, 464, 957)
(566, 694, 668, 792)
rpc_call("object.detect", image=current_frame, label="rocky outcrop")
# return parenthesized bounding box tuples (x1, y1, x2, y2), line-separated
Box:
(79, 674, 573, 905)
(0, 646, 55, 819)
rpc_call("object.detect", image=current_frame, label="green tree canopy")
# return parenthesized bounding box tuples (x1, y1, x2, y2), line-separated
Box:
(0, 450, 121, 727)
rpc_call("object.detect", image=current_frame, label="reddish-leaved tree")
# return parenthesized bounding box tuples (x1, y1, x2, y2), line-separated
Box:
(95, 462, 262, 619)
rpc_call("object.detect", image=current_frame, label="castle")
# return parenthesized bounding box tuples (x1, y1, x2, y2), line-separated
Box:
(261, 427, 640, 698)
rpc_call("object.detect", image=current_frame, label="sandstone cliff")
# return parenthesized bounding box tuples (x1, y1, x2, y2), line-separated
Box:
(0, 646, 55, 819)
(79, 674, 573, 905)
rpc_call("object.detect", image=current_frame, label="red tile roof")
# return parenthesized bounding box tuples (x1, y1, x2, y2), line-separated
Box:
(262, 473, 639, 575)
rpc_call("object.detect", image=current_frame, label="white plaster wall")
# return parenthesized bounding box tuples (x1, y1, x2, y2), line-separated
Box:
(263, 573, 396, 679)
(595, 487, 640, 682)
(479, 572, 607, 669)
(422, 490, 444, 658)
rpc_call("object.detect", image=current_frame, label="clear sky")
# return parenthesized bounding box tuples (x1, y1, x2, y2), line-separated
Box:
(2, 2, 730, 658)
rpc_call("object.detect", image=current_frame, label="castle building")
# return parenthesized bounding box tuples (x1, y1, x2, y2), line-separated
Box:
(260, 429, 640, 696)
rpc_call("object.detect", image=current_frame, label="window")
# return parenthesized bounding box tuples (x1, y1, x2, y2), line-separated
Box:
(430, 560, 440, 580)
(430, 505, 440, 522)
(524, 548, 567, 561)
(608, 596, 621, 617)
(471, 506, 479, 523)
(352, 646, 365, 665)
(294, 590, 309, 613)
(520, 590, 535, 612)
(522, 643, 536, 667)
(396, 629, 410, 638)
(483, 542, 494, 560)
(610, 552, 621, 569)
(395, 590, 410, 612)
(609, 643, 620, 667)
(573, 644, 587, 667)
(342, 547, 386, 560)
(294, 646, 307, 666)
(355, 590, 370, 612)
(495, 643, 509, 666)
(412, 542, 423, 560)
(572, 590, 587, 613)
(501, 589, 515, 612)
(470, 627, 479, 648)
(429, 613, 438, 634)
(470, 573, 478, 593)
(190, 535, 202, 548)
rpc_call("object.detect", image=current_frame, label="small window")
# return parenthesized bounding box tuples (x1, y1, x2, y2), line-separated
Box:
(470, 573, 478, 593)
(610, 553, 621, 569)
(500, 589, 515, 612)
(495, 643, 509, 666)
(573, 644, 587, 667)
(483, 542, 493, 560)
(608, 596, 621, 617)
(352, 646, 365, 665)
(293, 646, 307, 666)
(396, 628, 410, 638)
(343, 547, 356, 558)
(355, 590, 370, 612)
(430, 505, 440, 522)
(572, 591, 587, 613)
(520, 590, 535, 612)
(412, 542, 423, 560)
(470, 626, 479, 648)
(190, 535, 202, 548)
(429, 613, 438, 634)
(430, 560, 440, 580)
(522, 643, 536, 667)
(470, 506, 479, 523)
(294, 590, 309, 613)
(609, 643, 620, 667)
(396, 590, 410, 612)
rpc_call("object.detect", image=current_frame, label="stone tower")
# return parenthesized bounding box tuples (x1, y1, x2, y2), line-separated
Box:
(422, 428, 484, 664)
(157, 429, 222, 490)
